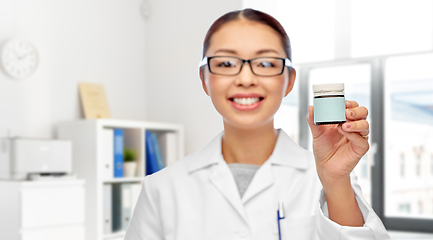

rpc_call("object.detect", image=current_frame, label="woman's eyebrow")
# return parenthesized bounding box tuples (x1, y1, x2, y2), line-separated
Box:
(214, 48, 279, 55)
(214, 49, 237, 54)
(256, 49, 279, 55)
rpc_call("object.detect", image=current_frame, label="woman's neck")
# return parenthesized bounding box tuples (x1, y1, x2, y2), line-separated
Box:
(222, 123, 278, 165)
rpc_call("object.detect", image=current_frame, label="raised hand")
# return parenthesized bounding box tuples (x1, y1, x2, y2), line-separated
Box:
(306, 100, 369, 226)
(306, 100, 370, 184)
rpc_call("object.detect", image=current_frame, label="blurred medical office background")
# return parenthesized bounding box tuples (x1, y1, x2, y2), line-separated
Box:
(247, 0, 433, 237)
(1, 0, 433, 239)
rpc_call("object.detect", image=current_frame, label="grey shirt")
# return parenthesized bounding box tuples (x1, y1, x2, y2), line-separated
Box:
(228, 163, 261, 198)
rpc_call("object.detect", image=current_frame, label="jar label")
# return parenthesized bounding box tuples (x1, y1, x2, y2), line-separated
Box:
(314, 97, 346, 124)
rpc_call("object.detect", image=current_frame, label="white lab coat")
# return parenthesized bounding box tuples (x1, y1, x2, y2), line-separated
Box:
(125, 130, 391, 240)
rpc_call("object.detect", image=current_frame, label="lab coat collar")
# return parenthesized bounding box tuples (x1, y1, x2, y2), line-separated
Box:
(269, 129, 309, 170)
(186, 129, 310, 227)
(241, 129, 310, 204)
(187, 132, 249, 225)
(187, 129, 309, 173)
(187, 131, 224, 173)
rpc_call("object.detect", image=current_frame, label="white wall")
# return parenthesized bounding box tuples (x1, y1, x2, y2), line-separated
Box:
(0, 0, 147, 138)
(145, 0, 243, 155)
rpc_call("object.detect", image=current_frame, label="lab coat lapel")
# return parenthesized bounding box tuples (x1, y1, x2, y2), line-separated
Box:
(270, 130, 309, 169)
(241, 129, 309, 204)
(188, 132, 249, 225)
(241, 159, 274, 204)
(208, 158, 249, 225)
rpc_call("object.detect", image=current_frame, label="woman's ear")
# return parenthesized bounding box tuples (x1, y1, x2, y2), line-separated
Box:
(200, 67, 210, 96)
(199, 67, 205, 82)
(284, 68, 296, 97)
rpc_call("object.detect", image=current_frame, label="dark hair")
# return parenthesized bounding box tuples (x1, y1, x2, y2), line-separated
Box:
(202, 8, 292, 62)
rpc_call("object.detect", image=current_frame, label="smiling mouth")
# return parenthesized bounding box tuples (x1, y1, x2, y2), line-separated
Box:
(229, 97, 264, 105)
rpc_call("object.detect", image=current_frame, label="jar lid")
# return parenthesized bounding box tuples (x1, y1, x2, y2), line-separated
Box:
(313, 83, 344, 92)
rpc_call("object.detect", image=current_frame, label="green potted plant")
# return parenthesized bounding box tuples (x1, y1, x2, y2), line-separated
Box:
(123, 148, 137, 177)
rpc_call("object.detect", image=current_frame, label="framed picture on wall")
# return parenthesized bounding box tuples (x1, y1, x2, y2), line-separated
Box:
(78, 82, 110, 119)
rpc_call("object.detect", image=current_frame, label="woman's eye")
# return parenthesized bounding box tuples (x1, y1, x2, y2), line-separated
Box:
(218, 61, 236, 67)
(258, 61, 274, 68)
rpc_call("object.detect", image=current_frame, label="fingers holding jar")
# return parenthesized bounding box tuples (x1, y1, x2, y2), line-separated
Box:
(345, 102, 368, 121)
(343, 101, 370, 139)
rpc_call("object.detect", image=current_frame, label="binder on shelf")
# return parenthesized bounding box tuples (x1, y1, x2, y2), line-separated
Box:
(145, 131, 161, 175)
(102, 128, 114, 179)
(151, 132, 164, 170)
(160, 132, 177, 166)
(113, 129, 124, 178)
(112, 183, 132, 231)
(130, 183, 142, 216)
(103, 184, 112, 234)
(121, 183, 132, 230)
(112, 183, 121, 232)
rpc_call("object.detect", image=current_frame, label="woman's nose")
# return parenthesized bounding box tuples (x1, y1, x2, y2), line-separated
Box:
(234, 63, 258, 87)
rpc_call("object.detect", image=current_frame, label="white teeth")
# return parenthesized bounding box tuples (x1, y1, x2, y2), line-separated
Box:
(233, 97, 260, 105)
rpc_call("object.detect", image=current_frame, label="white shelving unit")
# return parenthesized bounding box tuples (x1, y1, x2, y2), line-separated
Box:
(57, 119, 184, 240)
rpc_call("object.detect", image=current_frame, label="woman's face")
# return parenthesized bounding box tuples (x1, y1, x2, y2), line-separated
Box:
(201, 19, 296, 130)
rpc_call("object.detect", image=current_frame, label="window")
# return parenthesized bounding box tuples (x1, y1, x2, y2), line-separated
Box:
(285, 54, 433, 230)
(385, 53, 433, 220)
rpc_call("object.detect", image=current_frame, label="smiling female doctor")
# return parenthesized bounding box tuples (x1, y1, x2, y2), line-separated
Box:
(125, 8, 390, 240)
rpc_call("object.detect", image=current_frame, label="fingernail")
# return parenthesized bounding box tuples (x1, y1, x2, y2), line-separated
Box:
(346, 109, 354, 117)
(345, 123, 352, 129)
(346, 101, 352, 107)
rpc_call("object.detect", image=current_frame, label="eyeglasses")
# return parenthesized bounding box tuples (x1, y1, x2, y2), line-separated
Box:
(199, 56, 292, 77)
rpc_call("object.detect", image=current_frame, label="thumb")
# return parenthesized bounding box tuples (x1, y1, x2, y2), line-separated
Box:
(306, 105, 327, 139)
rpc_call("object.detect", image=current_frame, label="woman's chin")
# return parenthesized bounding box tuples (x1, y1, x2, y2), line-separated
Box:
(223, 116, 274, 130)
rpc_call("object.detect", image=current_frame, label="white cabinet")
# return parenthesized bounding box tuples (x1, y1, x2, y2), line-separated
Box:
(57, 119, 184, 240)
(0, 180, 85, 240)
(21, 184, 84, 228)
(21, 225, 84, 240)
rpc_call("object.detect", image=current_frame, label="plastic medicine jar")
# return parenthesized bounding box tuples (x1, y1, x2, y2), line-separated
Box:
(313, 83, 346, 125)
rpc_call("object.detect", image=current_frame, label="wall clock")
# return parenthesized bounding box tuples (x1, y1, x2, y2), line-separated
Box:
(1, 39, 39, 80)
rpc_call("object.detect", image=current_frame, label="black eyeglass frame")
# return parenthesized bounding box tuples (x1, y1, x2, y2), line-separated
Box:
(199, 56, 293, 77)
